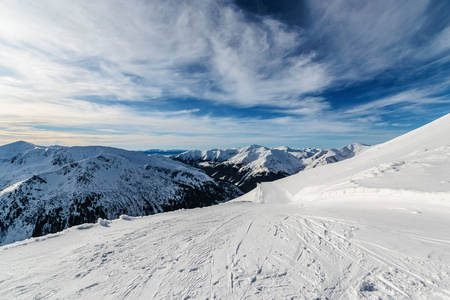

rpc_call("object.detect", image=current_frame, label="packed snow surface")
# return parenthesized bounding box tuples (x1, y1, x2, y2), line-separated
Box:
(1, 114, 450, 299)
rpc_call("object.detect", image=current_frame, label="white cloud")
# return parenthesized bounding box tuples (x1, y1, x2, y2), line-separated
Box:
(273, 97, 331, 115)
(0, 0, 330, 108)
(306, 0, 450, 80)
(343, 88, 450, 117)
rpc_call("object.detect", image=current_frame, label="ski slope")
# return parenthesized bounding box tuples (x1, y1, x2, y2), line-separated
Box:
(1, 114, 450, 299)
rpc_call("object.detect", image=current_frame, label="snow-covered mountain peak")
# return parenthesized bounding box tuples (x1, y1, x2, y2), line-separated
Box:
(274, 145, 290, 151)
(2, 140, 35, 149)
(0, 141, 39, 159)
(175, 143, 368, 192)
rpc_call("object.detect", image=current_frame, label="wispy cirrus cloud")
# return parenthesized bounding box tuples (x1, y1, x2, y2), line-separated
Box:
(0, 0, 330, 107)
(307, 0, 450, 79)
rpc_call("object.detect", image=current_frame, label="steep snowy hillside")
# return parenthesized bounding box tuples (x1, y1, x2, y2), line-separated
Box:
(263, 115, 450, 203)
(0, 142, 241, 245)
(174, 144, 369, 192)
(1, 114, 449, 299)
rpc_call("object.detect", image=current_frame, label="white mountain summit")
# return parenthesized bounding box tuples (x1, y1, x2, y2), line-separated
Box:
(174, 143, 369, 191)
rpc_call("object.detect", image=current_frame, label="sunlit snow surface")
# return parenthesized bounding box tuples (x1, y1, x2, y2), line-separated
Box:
(1, 114, 450, 299)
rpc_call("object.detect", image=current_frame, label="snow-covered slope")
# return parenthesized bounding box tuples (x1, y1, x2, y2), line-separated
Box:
(1, 114, 449, 299)
(0, 142, 241, 245)
(257, 115, 450, 203)
(174, 144, 369, 192)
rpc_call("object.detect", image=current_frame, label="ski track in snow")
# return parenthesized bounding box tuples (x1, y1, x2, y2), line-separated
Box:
(1, 201, 449, 300)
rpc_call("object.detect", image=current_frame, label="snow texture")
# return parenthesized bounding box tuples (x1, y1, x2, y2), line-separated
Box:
(1, 114, 450, 299)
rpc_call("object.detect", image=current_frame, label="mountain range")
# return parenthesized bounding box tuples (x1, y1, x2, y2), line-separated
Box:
(0, 142, 241, 245)
(174, 143, 370, 192)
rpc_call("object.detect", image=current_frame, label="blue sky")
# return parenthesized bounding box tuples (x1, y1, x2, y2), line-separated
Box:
(0, 0, 449, 150)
